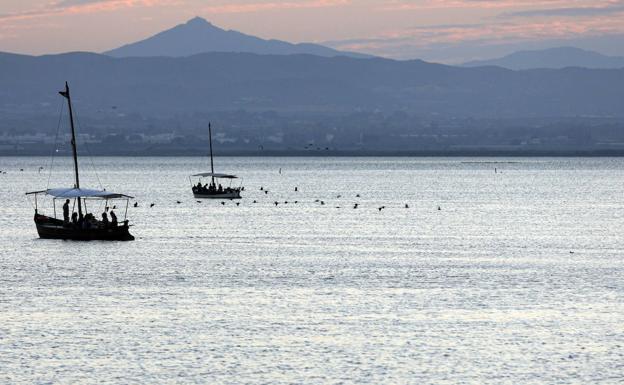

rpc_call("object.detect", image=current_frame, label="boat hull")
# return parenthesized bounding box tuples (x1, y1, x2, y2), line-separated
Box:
(34, 215, 134, 241)
(193, 190, 241, 199)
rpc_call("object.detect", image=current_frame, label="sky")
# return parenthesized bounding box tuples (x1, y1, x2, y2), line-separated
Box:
(1, 0, 624, 63)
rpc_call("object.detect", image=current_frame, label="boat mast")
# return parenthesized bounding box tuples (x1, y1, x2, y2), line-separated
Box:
(208, 122, 215, 186)
(59, 81, 82, 217)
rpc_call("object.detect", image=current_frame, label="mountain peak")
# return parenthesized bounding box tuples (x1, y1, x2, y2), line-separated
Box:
(185, 16, 213, 27)
(463, 46, 624, 70)
(104, 18, 369, 59)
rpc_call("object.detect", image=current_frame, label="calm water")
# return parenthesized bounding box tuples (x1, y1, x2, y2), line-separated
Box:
(1, 157, 623, 384)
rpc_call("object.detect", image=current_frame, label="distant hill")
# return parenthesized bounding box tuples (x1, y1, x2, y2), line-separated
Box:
(105, 17, 368, 58)
(463, 47, 624, 70)
(0, 51, 623, 118)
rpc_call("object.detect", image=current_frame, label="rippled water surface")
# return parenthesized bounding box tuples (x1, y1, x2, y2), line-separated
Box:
(1, 157, 623, 384)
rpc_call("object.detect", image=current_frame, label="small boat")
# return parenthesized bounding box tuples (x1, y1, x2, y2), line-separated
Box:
(25, 82, 135, 241)
(191, 123, 242, 199)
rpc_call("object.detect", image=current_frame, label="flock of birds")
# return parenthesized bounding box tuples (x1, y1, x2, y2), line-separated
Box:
(133, 185, 443, 212)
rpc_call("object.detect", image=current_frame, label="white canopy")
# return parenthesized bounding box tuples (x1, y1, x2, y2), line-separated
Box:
(192, 173, 238, 179)
(26, 187, 133, 199)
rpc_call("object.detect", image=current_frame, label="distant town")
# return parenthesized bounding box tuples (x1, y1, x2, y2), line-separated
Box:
(2, 110, 624, 156)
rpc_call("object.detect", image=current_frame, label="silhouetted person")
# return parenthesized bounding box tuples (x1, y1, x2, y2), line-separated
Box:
(71, 212, 78, 226)
(101, 212, 109, 227)
(83, 213, 94, 229)
(62, 199, 70, 223)
(218, 184, 223, 192)
(110, 210, 118, 227)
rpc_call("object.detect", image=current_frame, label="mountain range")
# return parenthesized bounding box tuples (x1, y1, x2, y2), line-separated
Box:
(463, 47, 624, 70)
(1, 51, 622, 119)
(105, 17, 368, 58)
(101, 18, 624, 71)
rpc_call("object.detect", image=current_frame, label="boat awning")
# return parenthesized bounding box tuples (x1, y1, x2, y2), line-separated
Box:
(192, 173, 238, 179)
(26, 187, 133, 199)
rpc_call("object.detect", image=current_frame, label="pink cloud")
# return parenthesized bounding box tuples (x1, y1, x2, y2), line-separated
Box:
(424, 18, 622, 43)
(203, 0, 350, 14)
(58, 0, 173, 16)
(0, 0, 179, 21)
(379, 0, 614, 11)
(330, 13, 624, 58)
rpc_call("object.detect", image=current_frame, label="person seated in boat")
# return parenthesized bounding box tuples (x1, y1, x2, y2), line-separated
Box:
(196, 181, 203, 191)
(101, 212, 109, 228)
(218, 184, 223, 192)
(63, 199, 70, 224)
(83, 213, 95, 229)
(71, 212, 78, 227)
(110, 210, 118, 227)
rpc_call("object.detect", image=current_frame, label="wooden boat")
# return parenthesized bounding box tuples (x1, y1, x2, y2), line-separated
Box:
(190, 123, 243, 199)
(25, 82, 135, 241)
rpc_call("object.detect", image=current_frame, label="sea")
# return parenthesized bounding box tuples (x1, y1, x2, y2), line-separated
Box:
(1, 156, 623, 384)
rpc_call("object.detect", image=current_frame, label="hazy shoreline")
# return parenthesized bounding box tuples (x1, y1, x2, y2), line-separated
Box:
(3, 150, 624, 157)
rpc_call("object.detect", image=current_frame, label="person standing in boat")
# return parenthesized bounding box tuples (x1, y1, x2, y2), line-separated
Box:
(110, 210, 118, 227)
(63, 199, 70, 224)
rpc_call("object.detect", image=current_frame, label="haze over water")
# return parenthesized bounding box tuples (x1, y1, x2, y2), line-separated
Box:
(1, 156, 623, 384)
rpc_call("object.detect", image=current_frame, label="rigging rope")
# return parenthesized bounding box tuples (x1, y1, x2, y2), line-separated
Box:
(46, 98, 65, 189)
(73, 107, 104, 190)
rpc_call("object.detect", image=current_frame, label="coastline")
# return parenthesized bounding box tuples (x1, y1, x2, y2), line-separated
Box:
(3, 149, 624, 157)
